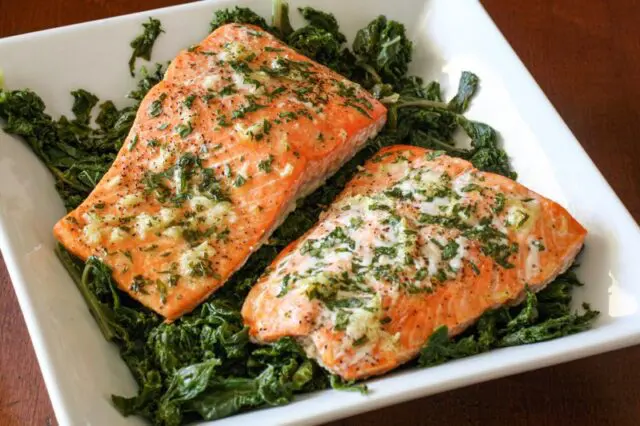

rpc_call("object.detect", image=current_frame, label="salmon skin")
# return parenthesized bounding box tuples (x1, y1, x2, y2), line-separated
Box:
(242, 145, 587, 380)
(53, 24, 387, 320)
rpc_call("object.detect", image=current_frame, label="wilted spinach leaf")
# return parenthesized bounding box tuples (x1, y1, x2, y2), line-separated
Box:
(284, 7, 353, 76)
(129, 17, 164, 76)
(298, 7, 346, 43)
(352, 15, 413, 89)
(71, 89, 99, 125)
(210, 6, 273, 33)
(448, 71, 479, 114)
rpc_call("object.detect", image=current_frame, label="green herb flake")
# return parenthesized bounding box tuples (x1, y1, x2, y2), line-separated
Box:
(128, 134, 139, 151)
(233, 174, 247, 187)
(425, 150, 445, 161)
(353, 336, 369, 347)
(129, 274, 150, 294)
(175, 121, 193, 138)
(217, 115, 231, 128)
(128, 17, 164, 76)
(190, 258, 215, 277)
(257, 155, 274, 173)
(148, 93, 167, 117)
(232, 99, 266, 119)
(156, 279, 168, 304)
(493, 193, 505, 214)
(461, 183, 483, 193)
(217, 227, 231, 242)
(441, 240, 460, 261)
(183, 94, 196, 109)
(334, 310, 350, 330)
(277, 274, 292, 297)
(219, 84, 237, 97)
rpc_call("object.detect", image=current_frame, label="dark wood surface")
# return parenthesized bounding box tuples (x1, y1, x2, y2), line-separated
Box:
(1, 1, 639, 425)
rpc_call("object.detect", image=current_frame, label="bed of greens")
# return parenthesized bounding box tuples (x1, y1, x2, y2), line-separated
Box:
(0, 2, 598, 425)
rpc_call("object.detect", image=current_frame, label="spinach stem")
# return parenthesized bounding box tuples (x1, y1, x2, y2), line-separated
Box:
(55, 245, 116, 341)
(415, 130, 467, 154)
(47, 165, 88, 192)
(356, 61, 383, 84)
(272, 0, 293, 38)
(397, 99, 449, 110)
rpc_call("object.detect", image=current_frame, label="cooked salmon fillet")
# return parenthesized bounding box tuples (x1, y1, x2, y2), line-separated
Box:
(242, 145, 587, 380)
(53, 24, 386, 320)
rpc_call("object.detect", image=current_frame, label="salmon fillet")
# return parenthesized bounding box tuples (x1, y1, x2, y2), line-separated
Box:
(53, 24, 386, 320)
(241, 145, 587, 380)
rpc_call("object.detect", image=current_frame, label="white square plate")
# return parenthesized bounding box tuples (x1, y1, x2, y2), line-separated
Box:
(1, 0, 639, 425)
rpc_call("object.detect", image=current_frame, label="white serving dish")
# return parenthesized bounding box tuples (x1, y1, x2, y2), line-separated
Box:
(1, 0, 639, 425)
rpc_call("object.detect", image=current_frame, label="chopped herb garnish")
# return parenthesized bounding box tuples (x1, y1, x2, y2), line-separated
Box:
(493, 193, 505, 214)
(232, 99, 266, 119)
(202, 92, 216, 103)
(229, 60, 252, 75)
(128, 17, 164, 76)
(258, 154, 274, 173)
(168, 274, 180, 287)
(233, 174, 247, 187)
(128, 134, 139, 151)
(190, 258, 215, 277)
(217, 227, 231, 241)
(174, 121, 193, 138)
(262, 119, 272, 135)
(156, 279, 168, 304)
(353, 336, 369, 347)
(148, 93, 167, 117)
(266, 86, 286, 100)
(217, 115, 231, 127)
(334, 310, 350, 330)
(219, 84, 237, 97)
(461, 183, 483, 193)
(129, 275, 150, 294)
(278, 111, 297, 121)
(426, 150, 446, 161)
(277, 274, 292, 297)
(183, 94, 196, 109)
(441, 240, 460, 261)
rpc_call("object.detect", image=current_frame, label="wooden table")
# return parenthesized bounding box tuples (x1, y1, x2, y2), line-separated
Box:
(1, 1, 639, 425)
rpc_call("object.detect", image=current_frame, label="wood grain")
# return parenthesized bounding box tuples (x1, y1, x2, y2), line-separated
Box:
(0, 1, 639, 425)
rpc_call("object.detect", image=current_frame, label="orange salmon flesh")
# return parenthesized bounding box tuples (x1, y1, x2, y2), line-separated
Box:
(242, 145, 587, 380)
(53, 24, 386, 320)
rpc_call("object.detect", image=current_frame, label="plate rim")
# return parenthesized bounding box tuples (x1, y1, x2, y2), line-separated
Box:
(1, 1, 639, 425)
